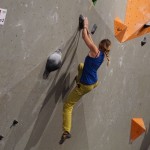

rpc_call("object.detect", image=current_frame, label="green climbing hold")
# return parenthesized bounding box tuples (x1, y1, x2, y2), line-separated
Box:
(92, 0, 97, 5)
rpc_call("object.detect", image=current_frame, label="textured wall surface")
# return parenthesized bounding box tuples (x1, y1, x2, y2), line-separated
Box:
(0, 0, 150, 150)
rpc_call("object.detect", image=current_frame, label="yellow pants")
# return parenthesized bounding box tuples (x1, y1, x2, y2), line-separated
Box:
(63, 63, 98, 133)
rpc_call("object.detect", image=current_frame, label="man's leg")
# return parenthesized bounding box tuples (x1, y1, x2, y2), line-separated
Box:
(60, 82, 98, 144)
(76, 63, 84, 83)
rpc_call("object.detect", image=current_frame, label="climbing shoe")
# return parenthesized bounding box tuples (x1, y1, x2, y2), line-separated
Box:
(59, 131, 71, 145)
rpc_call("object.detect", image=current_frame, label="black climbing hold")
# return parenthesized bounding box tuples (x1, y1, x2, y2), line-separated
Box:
(91, 24, 97, 34)
(0, 135, 4, 141)
(143, 22, 150, 28)
(141, 37, 147, 46)
(79, 14, 84, 30)
(10, 120, 18, 128)
(92, 0, 97, 5)
(43, 49, 62, 79)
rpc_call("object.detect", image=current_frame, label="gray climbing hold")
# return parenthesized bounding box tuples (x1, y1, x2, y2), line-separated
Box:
(43, 49, 62, 79)
(91, 24, 97, 34)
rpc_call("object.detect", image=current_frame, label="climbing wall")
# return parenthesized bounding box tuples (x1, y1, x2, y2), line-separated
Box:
(114, 0, 150, 42)
(0, 0, 150, 150)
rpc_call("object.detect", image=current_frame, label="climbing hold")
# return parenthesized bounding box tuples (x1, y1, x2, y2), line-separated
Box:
(91, 24, 97, 34)
(79, 15, 84, 30)
(141, 37, 147, 46)
(92, 0, 97, 5)
(130, 118, 146, 143)
(10, 120, 18, 128)
(114, 0, 150, 42)
(114, 17, 127, 42)
(0, 135, 4, 141)
(43, 49, 62, 79)
(144, 22, 150, 28)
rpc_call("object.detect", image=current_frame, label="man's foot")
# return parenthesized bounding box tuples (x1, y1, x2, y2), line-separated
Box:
(59, 131, 71, 145)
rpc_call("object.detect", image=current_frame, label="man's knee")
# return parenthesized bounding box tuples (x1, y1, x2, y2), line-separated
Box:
(78, 63, 84, 71)
(63, 102, 73, 110)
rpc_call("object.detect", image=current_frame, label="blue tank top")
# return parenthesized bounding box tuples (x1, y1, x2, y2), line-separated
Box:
(80, 51, 104, 85)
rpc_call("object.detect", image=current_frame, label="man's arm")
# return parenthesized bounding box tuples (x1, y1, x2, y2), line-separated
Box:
(82, 17, 99, 56)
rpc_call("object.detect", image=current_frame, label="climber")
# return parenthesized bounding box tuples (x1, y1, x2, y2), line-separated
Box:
(59, 17, 111, 144)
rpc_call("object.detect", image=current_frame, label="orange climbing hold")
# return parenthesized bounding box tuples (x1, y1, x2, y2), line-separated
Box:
(114, 17, 127, 42)
(114, 0, 150, 42)
(130, 118, 146, 142)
